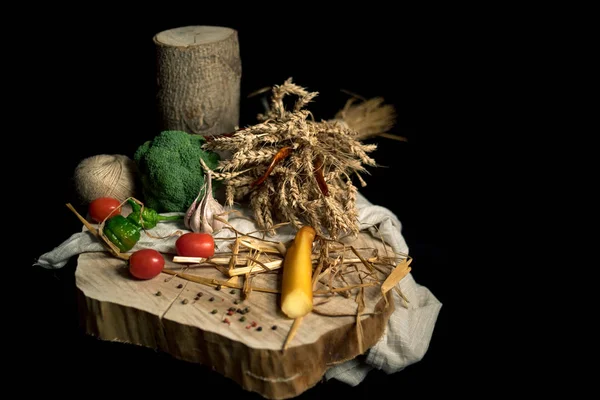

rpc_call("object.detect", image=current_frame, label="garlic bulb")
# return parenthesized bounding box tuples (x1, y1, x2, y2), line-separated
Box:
(184, 171, 227, 234)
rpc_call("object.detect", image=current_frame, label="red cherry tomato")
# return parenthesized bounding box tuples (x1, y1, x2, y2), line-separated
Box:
(176, 232, 215, 258)
(89, 197, 122, 223)
(128, 249, 165, 280)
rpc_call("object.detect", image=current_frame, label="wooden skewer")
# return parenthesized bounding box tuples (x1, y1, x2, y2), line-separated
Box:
(172, 255, 374, 267)
(66, 203, 98, 235)
(238, 237, 282, 254)
(228, 260, 282, 276)
(66, 203, 130, 261)
(161, 269, 279, 294)
(229, 237, 240, 271)
(173, 256, 209, 263)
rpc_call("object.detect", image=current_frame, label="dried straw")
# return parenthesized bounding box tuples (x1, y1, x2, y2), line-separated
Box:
(202, 78, 380, 239)
(333, 96, 406, 142)
(161, 222, 410, 351)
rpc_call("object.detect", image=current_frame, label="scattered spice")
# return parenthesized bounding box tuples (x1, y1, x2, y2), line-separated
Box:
(244, 307, 250, 313)
(155, 291, 162, 296)
(233, 299, 240, 305)
(230, 289, 236, 294)
(251, 321, 258, 328)
(182, 299, 189, 305)
(223, 318, 231, 325)
(211, 309, 218, 314)
(209, 297, 215, 302)
(215, 285, 222, 291)
(257, 327, 263, 332)
(177, 284, 183, 289)
(246, 325, 252, 329)
(227, 310, 234, 316)
(228, 307, 237, 312)
(194, 296, 200, 301)
(239, 316, 246, 322)
(197, 292, 204, 297)
(272, 325, 277, 330)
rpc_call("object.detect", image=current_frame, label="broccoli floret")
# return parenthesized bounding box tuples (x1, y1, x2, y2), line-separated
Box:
(134, 130, 220, 213)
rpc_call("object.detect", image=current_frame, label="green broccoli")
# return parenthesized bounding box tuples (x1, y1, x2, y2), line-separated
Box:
(133, 130, 220, 213)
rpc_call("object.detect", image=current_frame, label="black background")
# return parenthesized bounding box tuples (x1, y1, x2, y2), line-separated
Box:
(18, 7, 493, 399)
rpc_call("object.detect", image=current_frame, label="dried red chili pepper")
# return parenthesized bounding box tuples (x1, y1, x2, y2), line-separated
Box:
(251, 146, 293, 187)
(313, 156, 329, 196)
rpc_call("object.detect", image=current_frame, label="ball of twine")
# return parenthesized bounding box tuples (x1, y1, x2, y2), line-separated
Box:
(74, 154, 137, 204)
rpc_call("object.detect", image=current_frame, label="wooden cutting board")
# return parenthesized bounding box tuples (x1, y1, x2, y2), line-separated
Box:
(75, 231, 400, 399)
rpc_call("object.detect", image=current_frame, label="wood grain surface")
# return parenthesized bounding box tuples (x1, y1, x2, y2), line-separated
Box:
(75, 231, 398, 399)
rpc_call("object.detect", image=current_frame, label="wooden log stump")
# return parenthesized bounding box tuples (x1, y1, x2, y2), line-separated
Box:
(75, 231, 397, 399)
(154, 26, 241, 136)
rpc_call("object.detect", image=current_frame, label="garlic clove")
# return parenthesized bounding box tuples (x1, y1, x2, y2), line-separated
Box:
(200, 171, 228, 234)
(184, 170, 228, 234)
(184, 194, 200, 230)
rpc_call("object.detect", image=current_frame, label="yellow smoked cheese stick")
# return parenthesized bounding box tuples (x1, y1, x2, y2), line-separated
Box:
(281, 225, 317, 318)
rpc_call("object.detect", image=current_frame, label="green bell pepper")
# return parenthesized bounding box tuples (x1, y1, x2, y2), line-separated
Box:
(103, 215, 141, 252)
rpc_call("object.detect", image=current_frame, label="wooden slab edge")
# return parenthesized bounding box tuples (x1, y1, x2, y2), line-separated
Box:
(76, 287, 395, 399)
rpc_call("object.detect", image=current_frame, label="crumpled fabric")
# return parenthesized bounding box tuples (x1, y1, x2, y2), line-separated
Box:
(34, 192, 442, 386)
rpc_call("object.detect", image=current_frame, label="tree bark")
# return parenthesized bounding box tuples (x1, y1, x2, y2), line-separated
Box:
(154, 26, 241, 136)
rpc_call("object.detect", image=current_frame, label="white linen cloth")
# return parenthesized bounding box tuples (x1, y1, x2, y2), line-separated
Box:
(34, 192, 442, 386)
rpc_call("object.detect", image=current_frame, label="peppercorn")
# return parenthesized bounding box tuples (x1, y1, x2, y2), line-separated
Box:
(229, 289, 235, 294)
(197, 292, 204, 297)
(211, 309, 218, 314)
(215, 285, 222, 291)
(239, 316, 246, 322)
(271, 325, 277, 330)
(155, 291, 162, 296)
(182, 299, 189, 304)
(177, 284, 183, 289)
(209, 297, 215, 302)
(257, 327, 262, 331)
